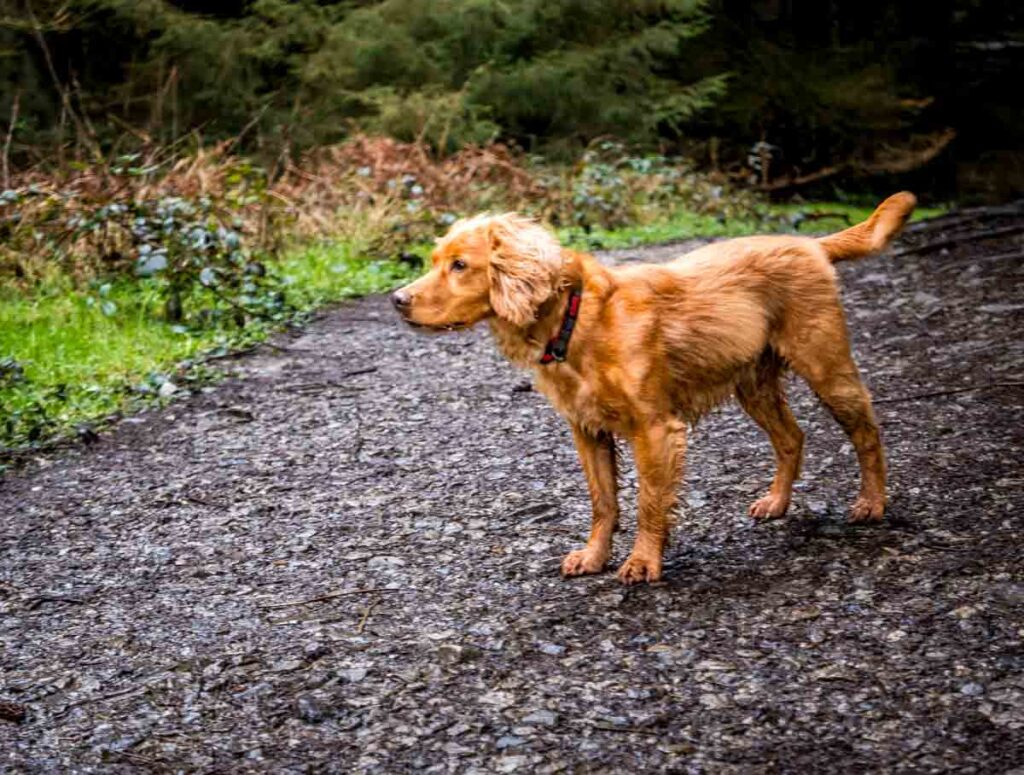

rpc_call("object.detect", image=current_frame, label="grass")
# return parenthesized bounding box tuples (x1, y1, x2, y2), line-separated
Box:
(279, 241, 422, 309)
(562, 202, 945, 251)
(0, 200, 944, 462)
(1, 282, 215, 440)
(0, 246, 418, 459)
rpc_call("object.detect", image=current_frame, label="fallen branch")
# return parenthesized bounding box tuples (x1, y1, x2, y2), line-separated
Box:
(280, 381, 368, 395)
(923, 249, 1024, 268)
(52, 684, 149, 718)
(905, 201, 1024, 234)
(0, 436, 82, 466)
(580, 721, 663, 737)
(196, 344, 262, 363)
(356, 600, 380, 634)
(973, 250, 1024, 265)
(875, 382, 1024, 405)
(762, 132, 958, 193)
(271, 615, 348, 627)
(196, 342, 377, 370)
(269, 346, 379, 367)
(259, 587, 398, 610)
(893, 224, 1024, 257)
(334, 366, 377, 378)
(761, 164, 843, 192)
(101, 750, 172, 771)
(858, 129, 957, 176)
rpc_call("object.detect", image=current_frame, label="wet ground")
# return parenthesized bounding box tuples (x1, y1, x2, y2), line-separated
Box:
(2, 211, 1023, 773)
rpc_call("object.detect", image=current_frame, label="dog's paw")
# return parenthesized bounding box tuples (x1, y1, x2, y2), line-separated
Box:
(849, 494, 885, 523)
(561, 547, 608, 577)
(749, 493, 790, 520)
(616, 553, 662, 585)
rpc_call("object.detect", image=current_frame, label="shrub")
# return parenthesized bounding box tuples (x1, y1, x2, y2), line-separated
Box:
(1, 149, 290, 328)
(1, 134, 763, 318)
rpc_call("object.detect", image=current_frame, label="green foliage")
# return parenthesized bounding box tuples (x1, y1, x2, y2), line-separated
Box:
(86, 193, 288, 327)
(0, 278, 210, 451)
(302, 0, 724, 149)
(1, 0, 1016, 199)
(1, 159, 290, 329)
(1, 0, 723, 156)
(0, 244, 417, 458)
(553, 140, 753, 232)
(562, 199, 944, 252)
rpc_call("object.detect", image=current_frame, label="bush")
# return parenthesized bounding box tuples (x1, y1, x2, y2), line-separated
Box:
(2, 135, 762, 298)
(1, 150, 290, 328)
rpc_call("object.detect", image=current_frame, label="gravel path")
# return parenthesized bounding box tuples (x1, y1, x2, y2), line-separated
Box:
(2, 217, 1023, 773)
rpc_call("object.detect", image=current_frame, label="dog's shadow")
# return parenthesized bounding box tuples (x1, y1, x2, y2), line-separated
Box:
(650, 493, 921, 601)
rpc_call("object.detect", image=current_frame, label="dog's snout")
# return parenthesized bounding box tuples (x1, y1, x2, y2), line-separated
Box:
(391, 289, 412, 310)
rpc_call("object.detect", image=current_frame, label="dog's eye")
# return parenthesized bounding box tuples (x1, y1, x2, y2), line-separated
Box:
(451, 258, 467, 272)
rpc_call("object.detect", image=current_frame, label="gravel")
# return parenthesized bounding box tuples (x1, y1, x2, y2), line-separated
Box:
(2, 216, 1023, 772)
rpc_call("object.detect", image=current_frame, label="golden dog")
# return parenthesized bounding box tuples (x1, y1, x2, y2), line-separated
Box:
(392, 192, 916, 584)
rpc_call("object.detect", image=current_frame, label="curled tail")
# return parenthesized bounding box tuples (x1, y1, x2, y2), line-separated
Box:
(817, 192, 917, 263)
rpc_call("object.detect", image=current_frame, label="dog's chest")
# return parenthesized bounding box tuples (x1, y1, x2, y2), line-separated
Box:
(534, 369, 622, 434)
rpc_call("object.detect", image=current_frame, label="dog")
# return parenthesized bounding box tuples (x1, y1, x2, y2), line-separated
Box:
(392, 192, 916, 584)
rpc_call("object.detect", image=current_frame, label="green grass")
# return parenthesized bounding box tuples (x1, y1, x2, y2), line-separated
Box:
(1, 282, 217, 442)
(562, 201, 946, 251)
(560, 210, 763, 250)
(0, 201, 945, 460)
(279, 241, 421, 309)
(0, 245, 418, 458)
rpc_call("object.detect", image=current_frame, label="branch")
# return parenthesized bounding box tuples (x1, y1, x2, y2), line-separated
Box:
(356, 600, 380, 633)
(259, 588, 398, 610)
(892, 224, 1024, 257)
(760, 164, 843, 192)
(859, 129, 956, 176)
(2, 92, 18, 188)
(875, 382, 1024, 405)
(905, 201, 1024, 234)
(762, 130, 957, 192)
(25, 1, 101, 160)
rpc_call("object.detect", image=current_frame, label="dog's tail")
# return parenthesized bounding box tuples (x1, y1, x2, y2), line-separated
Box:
(817, 192, 917, 263)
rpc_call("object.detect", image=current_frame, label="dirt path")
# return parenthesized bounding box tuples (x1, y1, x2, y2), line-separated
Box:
(2, 217, 1023, 772)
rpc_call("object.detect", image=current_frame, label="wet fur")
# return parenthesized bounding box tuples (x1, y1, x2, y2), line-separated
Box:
(395, 193, 917, 584)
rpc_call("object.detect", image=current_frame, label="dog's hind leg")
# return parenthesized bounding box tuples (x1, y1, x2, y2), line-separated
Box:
(561, 426, 619, 577)
(736, 355, 805, 519)
(804, 365, 886, 522)
(781, 326, 887, 523)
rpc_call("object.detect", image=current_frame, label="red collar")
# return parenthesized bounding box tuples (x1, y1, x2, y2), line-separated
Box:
(539, 288, 582, 364)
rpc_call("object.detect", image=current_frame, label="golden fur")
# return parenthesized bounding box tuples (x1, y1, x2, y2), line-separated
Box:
(393, 192, 917, 584)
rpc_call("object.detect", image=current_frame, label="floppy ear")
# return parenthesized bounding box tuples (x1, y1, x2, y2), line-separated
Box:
(487, 215, 563, 327)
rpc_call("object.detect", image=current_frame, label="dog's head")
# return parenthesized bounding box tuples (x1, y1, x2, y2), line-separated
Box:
(392, 213, 563, 330)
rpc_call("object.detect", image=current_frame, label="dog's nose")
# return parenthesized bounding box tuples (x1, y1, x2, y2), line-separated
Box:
(391, 289, 411, 310)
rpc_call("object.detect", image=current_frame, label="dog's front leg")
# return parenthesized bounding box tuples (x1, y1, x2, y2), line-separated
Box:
(561, 425, 619, 577)
(618, 419, 687, 585)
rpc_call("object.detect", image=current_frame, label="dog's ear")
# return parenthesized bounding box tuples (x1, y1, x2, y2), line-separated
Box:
(487, 215, 562, 327)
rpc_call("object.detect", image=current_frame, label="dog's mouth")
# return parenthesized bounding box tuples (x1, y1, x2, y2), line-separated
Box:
(402, 318, 467, 332)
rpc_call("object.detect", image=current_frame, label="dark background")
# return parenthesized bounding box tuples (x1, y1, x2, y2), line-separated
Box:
(1, 0, 1021, 202)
